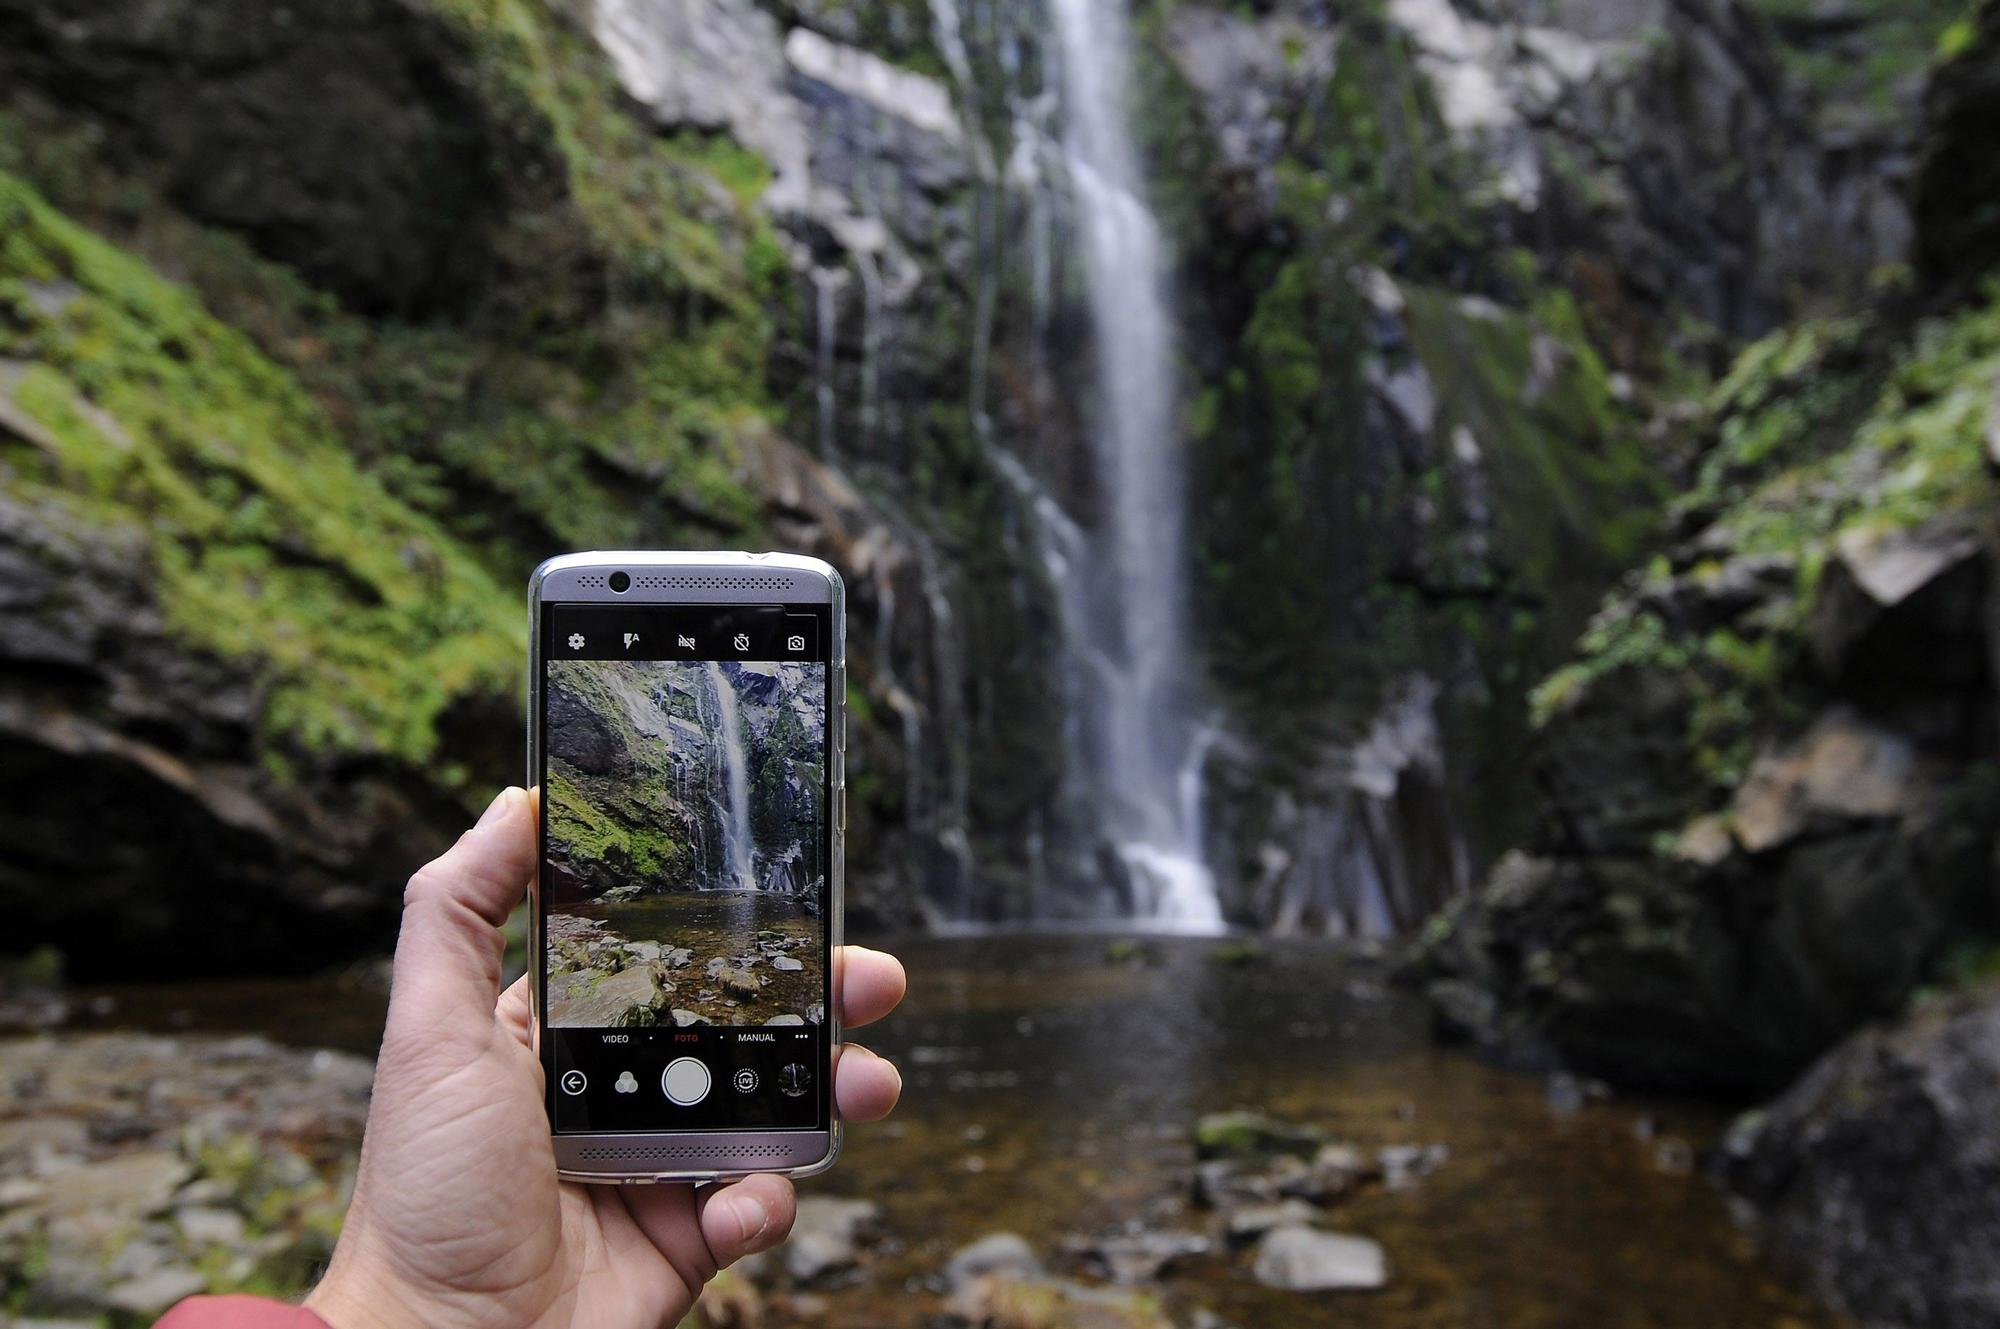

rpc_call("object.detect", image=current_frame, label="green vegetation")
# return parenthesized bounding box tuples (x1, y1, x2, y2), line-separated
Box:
(1529, 285, 2000, 795)
(1747, 0, 1970, 113)
(0, 168, 515, 767)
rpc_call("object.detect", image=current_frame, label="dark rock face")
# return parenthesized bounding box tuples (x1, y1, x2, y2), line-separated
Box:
(0, 0, 544, 314)
(1913, 2, 2000, 295)
(1720, 985, 2000, 1329)
(0, 491, 481, 979)
(1422, 519, 1999, 1094)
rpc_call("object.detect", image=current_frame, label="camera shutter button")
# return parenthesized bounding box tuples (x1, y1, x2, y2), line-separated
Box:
(662, 1057, 711, 1107)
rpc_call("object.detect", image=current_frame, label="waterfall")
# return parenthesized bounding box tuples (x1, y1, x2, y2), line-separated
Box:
(810, 265, 845, 459)
(1048, 0, 1221, 932)
(704, 662, 757, 892)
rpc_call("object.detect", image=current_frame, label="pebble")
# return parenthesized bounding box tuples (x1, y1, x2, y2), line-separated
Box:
(944, 1231, 1043, 1292)
(1252, 1225, 1389, 1291)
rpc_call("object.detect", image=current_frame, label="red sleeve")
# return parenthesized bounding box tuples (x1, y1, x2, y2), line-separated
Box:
(153, 1295, 332, 1329)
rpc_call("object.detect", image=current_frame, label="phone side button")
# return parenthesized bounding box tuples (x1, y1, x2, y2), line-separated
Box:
(837, 788, 847, 833)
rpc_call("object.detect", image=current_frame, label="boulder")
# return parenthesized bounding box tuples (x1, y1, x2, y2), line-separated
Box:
(1721, 983, 2000, 1329)
(781, 1196, 882, 1285)
(552, 966, 666, 1027)
(1251, 1226, 1389, 1292)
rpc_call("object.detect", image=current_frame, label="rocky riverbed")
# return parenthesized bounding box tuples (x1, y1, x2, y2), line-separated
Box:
(0, 1033, 368, 1324)
(547, 893, 823, 1028)
(1, 935, 1845, 1329)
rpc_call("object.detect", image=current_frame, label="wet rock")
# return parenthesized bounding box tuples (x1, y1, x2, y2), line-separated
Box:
(1226, 1199, 1324, 1245)
(622, 941, 663, 964)
(719, 968, 764, 1000)
(772, 956, 805, 972)
(944, 1232, 1043, 1292)
(174, 1206, 247, 1248)
(944, 1273, 1173, 1329)
(1721, 983, 2000, 1329)
(1061, 1227, 1209, 1284)
(1252, 1226, 1389, 1292)
(1378, 1144, 1449, 1191)
(781, 1196, 881, 1285)
(1194, 1111, 1327, 1161)
(765, 1015, 806, 1026)
(552, 965, 667, 1027)
(671, 1009, 702, 1027)
(806, 1003, 824, 1025)
(46, 1151, 192, 1219)
(1302, 1143, 1377, 1201)
(105, 1265, 207, 1316)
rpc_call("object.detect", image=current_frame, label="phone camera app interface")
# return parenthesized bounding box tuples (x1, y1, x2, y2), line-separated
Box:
(540, 604, 831, 1134)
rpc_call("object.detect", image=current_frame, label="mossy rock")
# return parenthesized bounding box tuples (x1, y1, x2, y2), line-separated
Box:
(1194, 1111, 1328, 1161)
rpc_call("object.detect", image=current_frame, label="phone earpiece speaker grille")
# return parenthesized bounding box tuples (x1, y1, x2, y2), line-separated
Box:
(630, 574, 791, 591)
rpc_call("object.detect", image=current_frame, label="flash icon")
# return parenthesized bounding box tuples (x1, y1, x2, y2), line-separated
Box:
(623, 632, 640, 650)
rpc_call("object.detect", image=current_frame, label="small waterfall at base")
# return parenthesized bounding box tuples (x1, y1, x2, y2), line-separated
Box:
(704, 662, 757, 892)
(1048, 0, 1221, 933)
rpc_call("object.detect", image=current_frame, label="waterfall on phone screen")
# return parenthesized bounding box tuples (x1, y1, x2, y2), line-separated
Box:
(704, 661, 758, 892)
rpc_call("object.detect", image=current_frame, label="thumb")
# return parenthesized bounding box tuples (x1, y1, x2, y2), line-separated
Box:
(384, 786, 536, 1048)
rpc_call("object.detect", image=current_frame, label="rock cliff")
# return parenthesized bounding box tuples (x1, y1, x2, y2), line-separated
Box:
(0, 0, 1952, 966)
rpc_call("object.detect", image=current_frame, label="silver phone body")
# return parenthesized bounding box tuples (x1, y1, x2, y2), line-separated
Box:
(528, 551, 845, 1183)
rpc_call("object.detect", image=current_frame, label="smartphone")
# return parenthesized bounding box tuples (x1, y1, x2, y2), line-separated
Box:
(528, 551, 845, 1182)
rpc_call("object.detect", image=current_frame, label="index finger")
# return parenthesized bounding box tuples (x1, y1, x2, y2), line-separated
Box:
(836, 945, 906, 1030)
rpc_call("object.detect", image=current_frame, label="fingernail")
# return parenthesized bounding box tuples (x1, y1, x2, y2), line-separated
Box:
(731, 1192, 771, 1245)
(476, 787, 517, 828)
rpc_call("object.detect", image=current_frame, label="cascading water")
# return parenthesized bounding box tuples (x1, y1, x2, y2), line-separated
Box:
(1048, 0, 1221, 931)
(704, 662, 758, 892)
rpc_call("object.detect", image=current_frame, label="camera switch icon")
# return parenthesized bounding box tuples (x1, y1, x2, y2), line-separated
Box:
(613, 1071, 638, 1095)
(786, 634, 806, 653)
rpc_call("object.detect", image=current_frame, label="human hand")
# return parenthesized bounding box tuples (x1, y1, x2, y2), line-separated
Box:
(303, 787, 906, 1329)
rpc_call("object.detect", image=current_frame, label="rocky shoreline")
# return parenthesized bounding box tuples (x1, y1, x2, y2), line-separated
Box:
(0, 1033, 368, 1324)
(545, 909, 822, 1029)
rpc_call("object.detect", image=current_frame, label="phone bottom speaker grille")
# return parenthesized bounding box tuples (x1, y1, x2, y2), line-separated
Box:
(575, 1142, 795, 1163)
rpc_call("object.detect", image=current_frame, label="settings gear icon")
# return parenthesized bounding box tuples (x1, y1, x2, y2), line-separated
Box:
(566, 632, 586, 650)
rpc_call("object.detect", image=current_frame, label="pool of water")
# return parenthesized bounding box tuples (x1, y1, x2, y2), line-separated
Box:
(67, 932, 1842, 1328)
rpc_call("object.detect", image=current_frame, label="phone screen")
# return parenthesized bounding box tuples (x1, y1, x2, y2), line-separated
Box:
(537, 601, 833, 1136)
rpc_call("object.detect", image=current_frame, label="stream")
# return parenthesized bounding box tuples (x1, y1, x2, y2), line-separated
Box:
(60, 933, 1840, 1328)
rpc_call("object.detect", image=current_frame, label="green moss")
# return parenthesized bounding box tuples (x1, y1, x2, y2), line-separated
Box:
(545, 769, 683, 880)
(0, 168, 516, 766)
